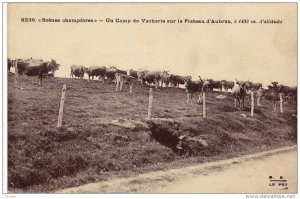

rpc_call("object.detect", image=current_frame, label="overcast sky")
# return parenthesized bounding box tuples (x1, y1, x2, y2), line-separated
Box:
(8, 3, 297, 87)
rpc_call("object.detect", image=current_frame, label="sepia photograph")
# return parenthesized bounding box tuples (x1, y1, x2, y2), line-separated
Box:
(3, 2, 298, 197)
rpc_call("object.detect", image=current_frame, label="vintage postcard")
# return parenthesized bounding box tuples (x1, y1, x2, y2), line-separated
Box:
(3, 2, 297, 197)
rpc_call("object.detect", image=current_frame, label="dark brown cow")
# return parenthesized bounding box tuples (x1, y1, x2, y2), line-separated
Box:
(220, 80, 234, 92)
(106, 66, 127, 81)
(185, 77, 210, 103)
(86, 66, 107, 83)
(129, 69, 138, 78)
(207, 79, 222, 91)
(265, 82, 281, 111)
(167, 75, 192, 88)
(8, 58, 13, 73)
(278, 84, 297, 103)
(13, 58, 59, 85)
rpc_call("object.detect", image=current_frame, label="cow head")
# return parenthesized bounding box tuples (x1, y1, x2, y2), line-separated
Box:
(235, 79, 240, 85)
(244, 81, 252, 90)
(48, 59, 60, 74)
(184, 77, 191, 87)
(203, 79, 211, 90)
(83, 67, 89, 73)
(162, 70, 170, 79)
(271, 82, 278, 87)
(267, 85, 273, 90)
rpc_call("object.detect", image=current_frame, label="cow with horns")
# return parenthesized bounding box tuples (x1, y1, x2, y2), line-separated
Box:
(13, 58, 60, 85)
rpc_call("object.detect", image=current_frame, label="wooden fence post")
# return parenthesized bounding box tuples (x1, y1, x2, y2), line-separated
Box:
(279, 93, 283, 113)
(251, 90, 254, 117)
(147, 88, 153, 119)
(203, 92, 206, 118)
(57, 84, 67, 127)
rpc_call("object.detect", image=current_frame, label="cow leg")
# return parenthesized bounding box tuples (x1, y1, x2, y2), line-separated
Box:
(39, 76, 42, 86)
(257, 96, 262, 106)
(198, 92, 203, 103)
(130, 84, 133, 93)
(116, 79, 119, 91)
(155, 80, 158, 89)
(120, 81, 123, 91)
(236, 98, 240, 108)
(15, 74, 19, 85)
(273, 102, 276, 112)
(242, 98, 245, 108)
(187, 92, 190, 103)
(14, 61, 19, 85)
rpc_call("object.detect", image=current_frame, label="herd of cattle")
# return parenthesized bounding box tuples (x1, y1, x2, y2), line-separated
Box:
(8, 58, 297, 110)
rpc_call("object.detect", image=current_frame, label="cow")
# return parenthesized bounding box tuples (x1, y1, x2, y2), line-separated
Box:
(232, 80, 247, 108)
(256, 86, 265, 106)
(13, 58, 60, 85)
(185, 77, 210, 103)
(161, 71, 170, 87)
(70, 65, 86, 79)
(206, 79, 222, 91)
(264, 82, 284, 111)
(129, 69, 138, 78)
(220, 80, 234, 92)
(115, 73, 139, 93)
(137, 70, 149, 85)
(106, 66, 127, 82)
(277, 84, 297, 103)
(8, 58, 13, 73)
(137, 70, 169, 88)
(244, 81, 262, 91)
(168, 75, 191, 88)
(287, 86, 297, 103)
(286, 86, 297, 104)
(85, 66, 107, 83)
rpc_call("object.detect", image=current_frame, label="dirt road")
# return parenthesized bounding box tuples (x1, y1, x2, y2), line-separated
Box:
(151, 147, 297, 193)
(56, 146, 297, 193)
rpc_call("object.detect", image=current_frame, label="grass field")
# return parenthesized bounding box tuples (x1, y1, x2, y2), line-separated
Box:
(7, 73, 297, 192)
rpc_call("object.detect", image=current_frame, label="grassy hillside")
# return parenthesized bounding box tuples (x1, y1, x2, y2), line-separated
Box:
(7, 73, 297, 192)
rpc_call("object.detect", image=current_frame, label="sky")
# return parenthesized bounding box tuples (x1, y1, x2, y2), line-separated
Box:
(7, 3, 297, 87)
